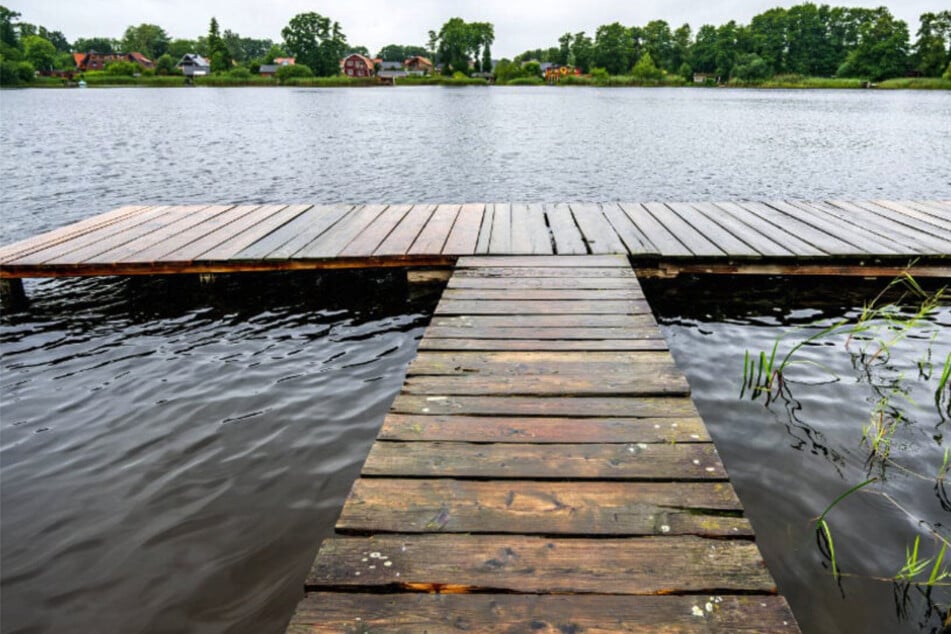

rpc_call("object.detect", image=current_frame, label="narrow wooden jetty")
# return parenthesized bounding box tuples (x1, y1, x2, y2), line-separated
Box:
(288, 255, 799, 633)
(1, 201, 950, 284)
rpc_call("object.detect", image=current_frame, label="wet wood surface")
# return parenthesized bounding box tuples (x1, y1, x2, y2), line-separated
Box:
(2, 201, 948, 278)
(289, 255, 801, 632)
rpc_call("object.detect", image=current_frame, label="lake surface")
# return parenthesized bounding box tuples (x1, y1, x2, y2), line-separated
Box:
(1, 86, 949, 241)
(1, 86, 950, 633)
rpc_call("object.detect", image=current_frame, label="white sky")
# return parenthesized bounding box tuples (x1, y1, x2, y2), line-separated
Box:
(7, 1, 946, 58)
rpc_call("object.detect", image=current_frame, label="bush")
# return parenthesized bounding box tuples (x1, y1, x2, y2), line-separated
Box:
(944, 61, 951, 81)
(276, 63, 313, 83)
(630, 52, 663, 81)
(590, 67, 609, 83)
(105, 60, 138, 76)
(732, 54, 771, 81)
(228, 67, 252, 79)
(0, 59, 35, 85)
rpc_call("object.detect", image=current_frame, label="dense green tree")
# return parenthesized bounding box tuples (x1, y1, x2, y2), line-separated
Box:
(839, 10, 909, 80)
(749, 8, 787, 74)
(264, 44, 286, 63)
(593, 22, 634, 74)
(570, 31, 594, 72)
(630, 51, 662, 80)
(207, 18, 231, 72)
(281, 12, 348, 76)
(492, 58, 521, 82)
(432, 17, 483, 74)
(166, 39, 197, 60)
(220, 29, 272, 63)
(376, 44, 429, 61)
(671, 23, 692, 71)
(347, 45, 370, 57)
(641, 20, 675, 71)
(0, 5, 19, 48)
(732, 53, 771, 80)
(73, 37, 116, 53)
(22, 34, 55, 71)
(37, 27, 68, 52)
(689, 24, 718, 73)
(105, 60, 138, 76)
(556, 33, 571, 66)
(155, 53, 177, 75)
(120, 23, 169, 59)
(914, 11, 951, 76)
(944, 60, 951, 79)
(0, 59, 34, 84)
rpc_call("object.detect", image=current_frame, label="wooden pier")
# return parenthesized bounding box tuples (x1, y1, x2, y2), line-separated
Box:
(3, 201, 949, 630)
(288, 255, 798, 632)
(1, 201, 949, 283)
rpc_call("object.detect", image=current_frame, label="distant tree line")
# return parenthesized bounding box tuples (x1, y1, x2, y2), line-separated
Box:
(2, 4, 949, 86)
(506, 5, 951, 82)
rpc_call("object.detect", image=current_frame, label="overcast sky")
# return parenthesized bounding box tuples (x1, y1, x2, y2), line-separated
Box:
(8, 1, 946, 57)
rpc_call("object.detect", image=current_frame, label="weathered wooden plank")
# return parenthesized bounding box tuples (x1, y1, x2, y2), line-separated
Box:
(199, 205, 310, 260)
(440, 288, 643, 300)
(288, 593, 799, 634)
(231, 205, 328, 259)
(601, 202, 657, 256)
(709, 202, 824, 257)
(418, 338, 670, 351)
(442, 203, 486, 255)
(339, 204, 412, 256)
(403, 372, 689, 396)
(408, 353, 674, 377)
(378, 414, 711, 443)
(423, 326, 664, 341)
(307, 535, 775, 593)
(338, 479, 749, 535)
(0, 205, 149, 263)
(766, 201, 894, 255)
(272, 204, 363, 259)
(642, 203, 724, 257)
(458, 255, 628, 268)
(160, 205, 275, 261)
(868, 200, 951, 233)
(447, 275, 640, 290)
(487, 203, 512, 253)
(544, 203, 588, 255)
(618, 202, 691, 256)
(409, 204, 461, 255)
(363, 441, 724, 479)
(689, 202, 793, 257)
(373, 204, 436, 255)
(666, 203, 759, 257)
(820, 200, 951, 252)
(793, 201, 938, 254)
(569, 203, 628, 253)
(392, 394, 695, 417)
(41, 205, 208, 265)
(522, 203, 554, 255)
(435, 299, 652, 315)
(909, 199, 951, 217)
(428, 314, 657, 328)
(298, 204, 389, 258)
(474, 203, 495, 254)
(453, 266, 635, 278)
(114, 205, 240, 262)
(732, 202, 854, 255)
(85, 206, 236, 264)
(9, 205, 178, 265)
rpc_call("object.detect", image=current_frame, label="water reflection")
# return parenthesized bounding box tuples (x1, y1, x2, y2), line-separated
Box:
(1, 270, 441, 634)
(645, 275, 951, 634)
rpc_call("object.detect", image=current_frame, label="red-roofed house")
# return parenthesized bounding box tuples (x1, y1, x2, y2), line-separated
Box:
(404, 56, 433, 74)
(74, 52, 154, 71)
(341, 54, 375, 78)
(273, 57, 295, 66)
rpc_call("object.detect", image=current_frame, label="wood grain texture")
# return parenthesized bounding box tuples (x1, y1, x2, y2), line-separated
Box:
(307, 534, 775, 593)
(378, 414, 711, 443)
(362, 441, 726, 479)
(407, 350, 673, 374)
(391, 394, 696, 417)
(288, 593, 799, 634)
(418, 338, 670, 351)
(435, 299, 653, 315)
(427, 314, 657, 328)
(338, 478, 749, 535)
(402, 372, 689, 396)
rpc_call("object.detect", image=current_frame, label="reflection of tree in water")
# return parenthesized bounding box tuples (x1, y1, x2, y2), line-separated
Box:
(742, 275, 950, 632)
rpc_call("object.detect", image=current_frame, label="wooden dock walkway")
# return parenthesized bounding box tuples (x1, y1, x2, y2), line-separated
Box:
(287, 255, 799, 633)
(1, 200, 950, 281)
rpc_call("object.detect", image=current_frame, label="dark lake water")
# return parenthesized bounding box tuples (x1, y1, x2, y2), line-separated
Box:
(1, 86, 950, 633)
